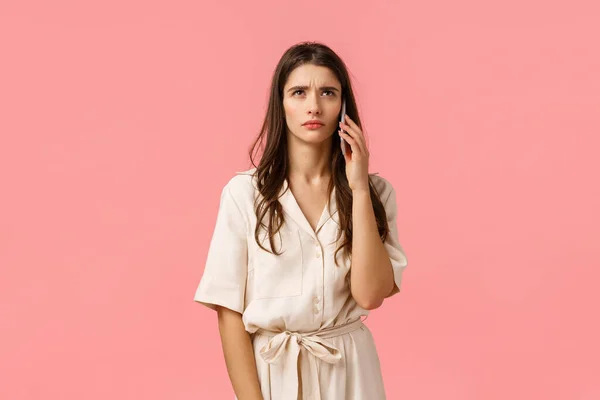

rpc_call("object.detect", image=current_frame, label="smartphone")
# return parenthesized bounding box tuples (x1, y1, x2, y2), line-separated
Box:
(340, 99, 348, 154)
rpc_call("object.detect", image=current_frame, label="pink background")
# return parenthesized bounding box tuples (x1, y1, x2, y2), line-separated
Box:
(1, 1, 599, 399)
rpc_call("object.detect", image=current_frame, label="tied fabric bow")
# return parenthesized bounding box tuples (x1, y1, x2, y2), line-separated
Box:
(259, 330, 343, 399)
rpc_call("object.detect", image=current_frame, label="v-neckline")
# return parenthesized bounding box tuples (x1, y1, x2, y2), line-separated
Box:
(278, 178, 337, 239)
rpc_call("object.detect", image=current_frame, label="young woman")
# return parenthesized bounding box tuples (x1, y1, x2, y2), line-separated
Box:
(194, 41, 408, 400)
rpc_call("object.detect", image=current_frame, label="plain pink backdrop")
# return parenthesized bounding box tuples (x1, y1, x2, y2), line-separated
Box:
(1, 1, 599, 399)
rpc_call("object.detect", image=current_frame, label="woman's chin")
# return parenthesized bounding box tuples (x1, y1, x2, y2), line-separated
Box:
(289, 130, 335, 146)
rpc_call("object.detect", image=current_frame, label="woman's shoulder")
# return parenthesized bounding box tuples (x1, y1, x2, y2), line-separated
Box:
(368, 172, 395, 202)
(219, 167, 257, 203)
(234, 166, 257, 178)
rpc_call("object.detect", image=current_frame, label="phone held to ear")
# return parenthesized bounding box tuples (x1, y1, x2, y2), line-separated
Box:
(340, 99, 348, 155)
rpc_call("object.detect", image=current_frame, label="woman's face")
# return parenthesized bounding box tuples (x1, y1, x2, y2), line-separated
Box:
(282, 64, 342, 145)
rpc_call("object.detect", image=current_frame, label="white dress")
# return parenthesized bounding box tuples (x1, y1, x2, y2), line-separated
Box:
(194, 167, 408, 399)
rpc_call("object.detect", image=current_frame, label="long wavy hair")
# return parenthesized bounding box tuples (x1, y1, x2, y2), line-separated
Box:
(246, 41, 390, 267)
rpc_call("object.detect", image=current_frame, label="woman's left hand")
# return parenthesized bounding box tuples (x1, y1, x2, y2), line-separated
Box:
(339, 115, 370, 192)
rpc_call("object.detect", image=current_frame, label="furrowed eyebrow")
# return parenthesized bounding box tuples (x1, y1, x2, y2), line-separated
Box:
(287, 85, 340, 93)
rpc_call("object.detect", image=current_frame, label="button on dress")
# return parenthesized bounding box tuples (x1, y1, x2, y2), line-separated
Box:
(194, 167, 408, 400)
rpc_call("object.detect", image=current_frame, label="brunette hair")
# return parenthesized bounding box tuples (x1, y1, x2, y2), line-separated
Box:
(247, 41, 390, 267)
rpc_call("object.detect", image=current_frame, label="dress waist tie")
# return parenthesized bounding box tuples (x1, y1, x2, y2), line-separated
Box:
(255, 318, 364, 400)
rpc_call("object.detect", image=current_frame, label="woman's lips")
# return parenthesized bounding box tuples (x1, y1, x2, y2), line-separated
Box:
(304, 123, 324, 129)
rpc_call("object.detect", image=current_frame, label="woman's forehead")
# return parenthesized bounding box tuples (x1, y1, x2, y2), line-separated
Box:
(285, 65, 339, 88)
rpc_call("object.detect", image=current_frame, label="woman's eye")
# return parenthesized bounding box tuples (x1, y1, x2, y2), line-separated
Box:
(292, 90, 335, 96)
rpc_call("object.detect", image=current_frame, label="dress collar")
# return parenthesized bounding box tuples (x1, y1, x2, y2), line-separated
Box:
(277, 178, 338, 240)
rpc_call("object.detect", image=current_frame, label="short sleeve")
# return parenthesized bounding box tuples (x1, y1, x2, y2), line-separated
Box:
(193, 184, 248, 314)
(383, 185, 409, 298)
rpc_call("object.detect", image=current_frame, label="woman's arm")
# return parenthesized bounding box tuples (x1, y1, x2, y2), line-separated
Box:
(216, 306, 263, 400)
(338, 114, 395, 310)
(349, 189, 395, 310)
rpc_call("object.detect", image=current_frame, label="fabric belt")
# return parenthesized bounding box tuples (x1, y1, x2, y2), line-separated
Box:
(255, 318, 364, 400)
